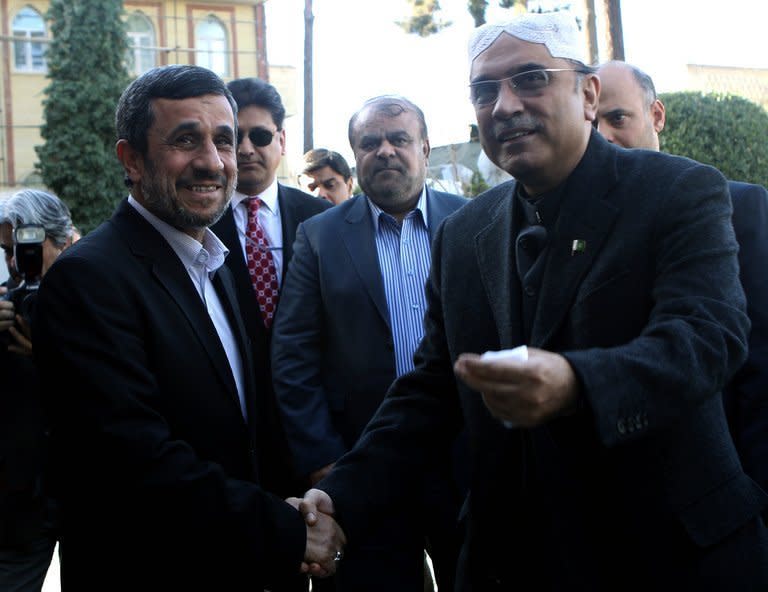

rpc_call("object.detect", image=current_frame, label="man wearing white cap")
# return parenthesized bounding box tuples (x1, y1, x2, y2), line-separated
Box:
(298, 12, 768, 590)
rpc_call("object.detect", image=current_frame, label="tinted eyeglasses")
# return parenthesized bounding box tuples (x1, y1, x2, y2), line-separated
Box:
(469, 68, 588, 107)
(237, 127, 277, 147)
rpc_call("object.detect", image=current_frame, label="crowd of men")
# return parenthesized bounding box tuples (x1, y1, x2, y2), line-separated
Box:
(1, 9, 766, 592)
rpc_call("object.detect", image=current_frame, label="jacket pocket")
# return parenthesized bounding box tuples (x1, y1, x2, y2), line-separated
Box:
(677, 471, 768, 547)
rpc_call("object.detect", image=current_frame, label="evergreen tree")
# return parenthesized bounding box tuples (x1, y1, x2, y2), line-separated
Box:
(35, 0, 131, 234)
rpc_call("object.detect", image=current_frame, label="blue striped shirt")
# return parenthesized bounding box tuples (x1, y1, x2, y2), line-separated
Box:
(368, 190, 432, 377)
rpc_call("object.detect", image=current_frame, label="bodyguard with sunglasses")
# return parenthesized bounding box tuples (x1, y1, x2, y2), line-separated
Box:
(211, 78, 331, 560)
(298, 11, 768, 591)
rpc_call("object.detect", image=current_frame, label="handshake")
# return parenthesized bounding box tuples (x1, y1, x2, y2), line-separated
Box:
(287, 488, 347, 578)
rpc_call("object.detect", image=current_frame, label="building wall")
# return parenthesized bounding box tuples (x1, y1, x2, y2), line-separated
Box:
(686, 64, 768, 112)
(0, 0, 297, 191)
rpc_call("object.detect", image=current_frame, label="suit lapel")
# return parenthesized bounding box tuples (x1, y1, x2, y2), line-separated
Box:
(212, 269, 260, 454)
(117, 202, 243, 413)
(341, 196, 391, 329)
(531, 133, 620, 347)
(475, 185, 524, 349)
(278, 186, 298, 280)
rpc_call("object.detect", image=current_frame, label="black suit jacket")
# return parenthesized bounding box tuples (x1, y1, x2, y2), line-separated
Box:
(212, 184, 330, 495)
(320, 133, 767, 590)
(723, 180, 768, 493)
(34, 199, 306, 590)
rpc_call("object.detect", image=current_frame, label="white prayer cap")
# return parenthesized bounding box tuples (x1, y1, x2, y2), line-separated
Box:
(468, 11, 586, 66)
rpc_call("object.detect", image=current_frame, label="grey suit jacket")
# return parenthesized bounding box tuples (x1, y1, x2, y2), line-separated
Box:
(321, 133, 767, 590)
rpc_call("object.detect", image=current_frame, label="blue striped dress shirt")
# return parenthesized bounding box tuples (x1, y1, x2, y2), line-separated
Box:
(368, 190, 432, 377)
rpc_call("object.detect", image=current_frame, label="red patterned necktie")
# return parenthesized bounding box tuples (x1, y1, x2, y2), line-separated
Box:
(245, 197, 279, 329)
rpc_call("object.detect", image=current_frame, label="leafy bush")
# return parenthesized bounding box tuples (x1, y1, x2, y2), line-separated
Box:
(659, 92, 768, 187)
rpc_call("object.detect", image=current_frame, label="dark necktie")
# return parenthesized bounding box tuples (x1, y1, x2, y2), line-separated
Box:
(245, 197, 279, 329)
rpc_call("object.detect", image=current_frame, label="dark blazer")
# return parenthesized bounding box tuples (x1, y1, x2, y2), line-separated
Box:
(34, 199, 306, 591)
(212, 183, 330, 496)
(271, 188, 467, 475)
(723, 180, 768, 494)
(320, 133, 768, 591)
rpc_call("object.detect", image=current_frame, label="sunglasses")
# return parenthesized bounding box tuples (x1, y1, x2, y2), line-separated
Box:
(237, 127, 277, 147)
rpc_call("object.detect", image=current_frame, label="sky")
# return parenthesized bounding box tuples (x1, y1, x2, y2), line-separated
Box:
(264, 0, 768, 170)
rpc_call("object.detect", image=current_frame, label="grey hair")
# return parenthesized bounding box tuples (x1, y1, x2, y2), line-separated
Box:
(0, 189, 74, 248)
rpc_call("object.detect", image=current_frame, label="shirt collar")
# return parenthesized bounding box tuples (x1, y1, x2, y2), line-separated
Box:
(366, 186, 428, 231)
(232, 178, 279, 215)
(128, 195, 229, 274)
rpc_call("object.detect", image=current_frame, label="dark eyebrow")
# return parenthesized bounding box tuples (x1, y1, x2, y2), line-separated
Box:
(214, 124, 235, 139)
(602, 108, 629, 118)
(167, 121, 201, 137)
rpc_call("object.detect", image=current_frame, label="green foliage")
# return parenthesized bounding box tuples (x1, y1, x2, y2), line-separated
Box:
(400, 0, 528, 35)
(35, 0, 131, 234)
(398, 0, 452, 37)
(463, 170, 490, 197)
(659, 92, 768, 187)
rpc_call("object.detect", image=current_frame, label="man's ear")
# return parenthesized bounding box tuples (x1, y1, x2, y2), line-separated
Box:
(116, 139, 143, 187)
(651, 99, 666, 134)
(583, 73, 601, 123)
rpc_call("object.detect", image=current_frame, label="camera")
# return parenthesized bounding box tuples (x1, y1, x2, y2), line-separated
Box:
(1, 223, 45, 331)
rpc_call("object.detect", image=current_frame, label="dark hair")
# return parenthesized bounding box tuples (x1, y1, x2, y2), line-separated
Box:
(115, 65, 236, 157)
(302, 148, 352, 181)
(227, 78, 286, 130)
(348, 95, 429, 147)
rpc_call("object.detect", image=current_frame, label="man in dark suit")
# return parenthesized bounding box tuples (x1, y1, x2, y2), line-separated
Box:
(597, 59, 768, 495)
(272, 95, 467, 591)
(298, 12, 768, 591)
(33, 65, 344, 591)
(211, 78, 330, 501)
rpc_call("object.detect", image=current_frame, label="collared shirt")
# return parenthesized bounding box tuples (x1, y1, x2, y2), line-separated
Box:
(231, 179, 283, 286)
(128, 196, 248, 421)
(368, 188, 431, 377)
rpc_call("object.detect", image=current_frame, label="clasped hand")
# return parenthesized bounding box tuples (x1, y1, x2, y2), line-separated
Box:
(454, 347, 579, 427)
(286, 488, 346, 578)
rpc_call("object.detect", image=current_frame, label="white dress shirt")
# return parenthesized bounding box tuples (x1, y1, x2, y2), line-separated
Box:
(128, 196, 248, 421)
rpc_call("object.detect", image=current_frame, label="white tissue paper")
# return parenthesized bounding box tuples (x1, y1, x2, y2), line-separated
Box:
(480, 345, 528, 428)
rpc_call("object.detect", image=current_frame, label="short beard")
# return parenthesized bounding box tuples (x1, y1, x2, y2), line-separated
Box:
(141, 159, 232, 231)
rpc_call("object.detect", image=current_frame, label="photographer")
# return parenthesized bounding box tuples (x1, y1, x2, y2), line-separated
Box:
(0, 189, 74, 591)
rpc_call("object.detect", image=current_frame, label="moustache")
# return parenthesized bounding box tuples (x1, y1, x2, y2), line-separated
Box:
(372, 164, 405, 176)
(176, 171, 229, 188)
(492, 117, 542, 139)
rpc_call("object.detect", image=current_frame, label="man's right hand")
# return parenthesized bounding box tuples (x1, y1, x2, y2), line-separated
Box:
(286, 489, 346, 577)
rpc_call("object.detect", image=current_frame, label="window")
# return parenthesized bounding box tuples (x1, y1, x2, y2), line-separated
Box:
(13, 7, 47, 72)
(126, 12, 156, 75)
(195, 16, 229, 77)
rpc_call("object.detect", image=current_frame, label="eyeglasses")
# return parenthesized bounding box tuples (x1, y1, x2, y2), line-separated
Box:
(237, 127, 277, 147)
(469, 68, 588, 107)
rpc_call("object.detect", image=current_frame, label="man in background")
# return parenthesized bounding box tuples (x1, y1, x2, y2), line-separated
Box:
(211, 78, 331, 503)
(597, 59, 768, 496)
(300, 148, 355, 205)
(0, 190, 74, 591)
(273, 95, 467, 591)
